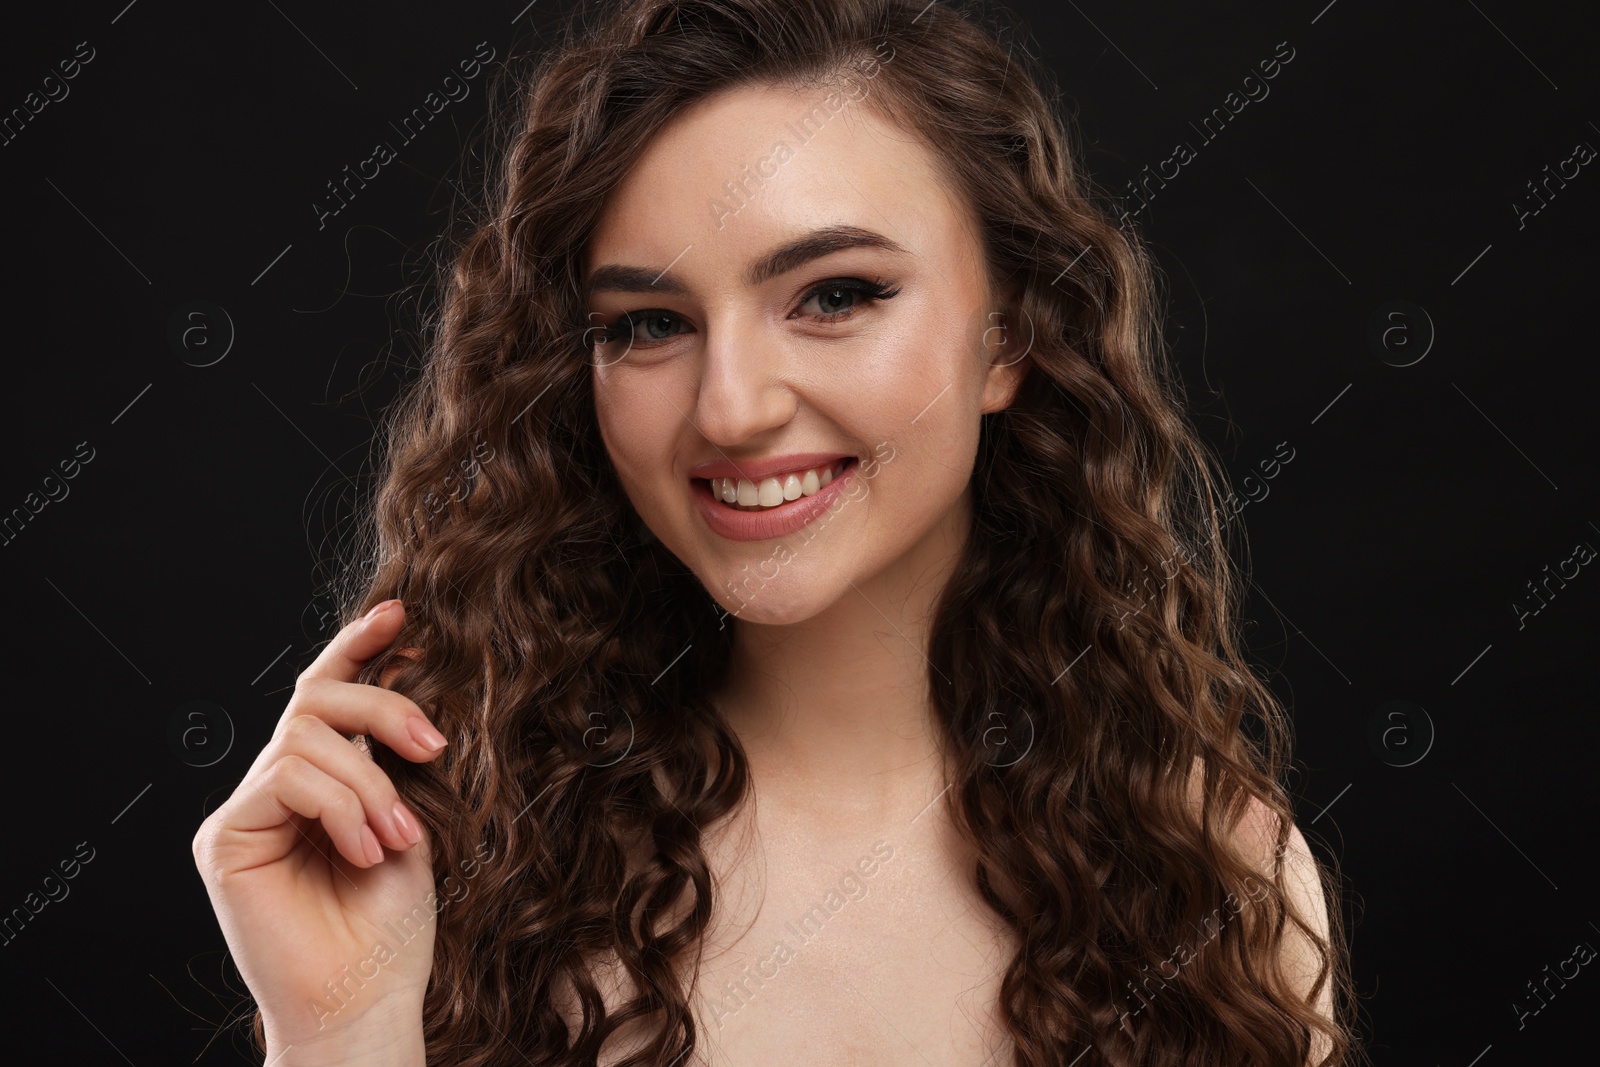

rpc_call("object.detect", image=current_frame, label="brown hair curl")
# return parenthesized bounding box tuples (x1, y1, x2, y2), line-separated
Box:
(264, 1, 1363, 1064)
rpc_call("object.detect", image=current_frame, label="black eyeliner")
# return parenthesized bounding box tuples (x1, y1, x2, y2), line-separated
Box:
(594, 274, 900, 350)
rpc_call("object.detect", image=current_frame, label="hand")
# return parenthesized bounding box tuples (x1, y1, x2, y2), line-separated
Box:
(192, 600, 447, 1055)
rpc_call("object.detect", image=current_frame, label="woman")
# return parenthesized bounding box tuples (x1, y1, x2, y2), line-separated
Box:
(192, 0, 1358, 1064)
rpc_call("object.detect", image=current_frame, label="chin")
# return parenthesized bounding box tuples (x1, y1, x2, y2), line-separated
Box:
(715, 590, 833, 628)
(699, 555, 849, 628)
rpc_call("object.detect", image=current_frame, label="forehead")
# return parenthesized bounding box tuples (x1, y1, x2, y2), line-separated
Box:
(584, 82, 978, 282)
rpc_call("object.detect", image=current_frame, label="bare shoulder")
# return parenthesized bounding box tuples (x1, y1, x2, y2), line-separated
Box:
(1186, 759, 1336, 1037)
(1181, 756, 1322, 896)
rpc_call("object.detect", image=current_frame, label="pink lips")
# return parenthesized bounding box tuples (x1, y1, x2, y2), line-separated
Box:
(688, 451, 855, 484)
(692, 457, 859, 541)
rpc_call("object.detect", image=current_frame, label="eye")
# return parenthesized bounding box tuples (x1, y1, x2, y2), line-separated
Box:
(588, 276, 901, 357)
(794, 277, 901, 323)
(594, 310, 689, 351)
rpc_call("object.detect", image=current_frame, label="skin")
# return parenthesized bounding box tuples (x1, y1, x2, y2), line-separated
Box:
(192, 602, 441, 1067)
(579, 80, 1030, 1063)
(585, 81, 1026, 802)
(193, 79, 1332, 1067)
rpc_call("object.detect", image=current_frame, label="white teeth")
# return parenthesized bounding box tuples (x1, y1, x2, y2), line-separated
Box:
(708, 461, 849, 511)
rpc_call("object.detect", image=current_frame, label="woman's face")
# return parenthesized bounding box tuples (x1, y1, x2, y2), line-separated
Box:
(585, 81, 1025, 625)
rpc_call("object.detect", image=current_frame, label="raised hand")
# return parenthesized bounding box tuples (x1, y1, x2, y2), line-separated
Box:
(192, 600, 445, 1064)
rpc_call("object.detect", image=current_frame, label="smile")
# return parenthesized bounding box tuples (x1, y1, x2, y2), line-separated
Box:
(706, 458, 850, 511)
(690, 457, 861, 541)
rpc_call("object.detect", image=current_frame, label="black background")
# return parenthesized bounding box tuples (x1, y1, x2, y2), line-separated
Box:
(3, 0, 1596, 1062)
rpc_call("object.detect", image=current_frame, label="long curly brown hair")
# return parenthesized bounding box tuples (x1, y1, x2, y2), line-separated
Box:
(264, 0, 1363, 1063)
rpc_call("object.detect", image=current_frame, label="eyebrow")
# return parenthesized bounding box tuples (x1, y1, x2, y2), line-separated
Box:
(583, 225, 911, 298)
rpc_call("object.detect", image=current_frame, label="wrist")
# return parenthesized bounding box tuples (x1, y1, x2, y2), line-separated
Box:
(262, 994, 426, 1067)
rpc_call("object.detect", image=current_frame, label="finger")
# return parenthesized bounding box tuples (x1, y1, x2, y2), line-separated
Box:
(274, 674, 449, 769)
(227, 753, 385, 869)
(295, 598, 409, 688)
(271, 713, 427, 852)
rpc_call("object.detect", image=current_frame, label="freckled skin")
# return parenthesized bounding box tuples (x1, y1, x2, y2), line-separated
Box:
(581, 83, 1028, 1064)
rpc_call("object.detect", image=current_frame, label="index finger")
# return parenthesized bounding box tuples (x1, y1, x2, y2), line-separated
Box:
(296, 598, 407, 686)
(272, 598, 444, 765)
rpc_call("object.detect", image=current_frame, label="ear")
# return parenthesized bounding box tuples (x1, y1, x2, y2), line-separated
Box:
(980, 283, 1031, 414)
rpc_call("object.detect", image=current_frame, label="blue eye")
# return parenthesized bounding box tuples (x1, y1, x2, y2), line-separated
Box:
(795, 278, 901, 321)
(603, 311, 687, 346)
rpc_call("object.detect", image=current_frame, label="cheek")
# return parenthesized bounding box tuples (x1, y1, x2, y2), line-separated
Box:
(592, 372, 679, 509)
(875, 293, 968, 396)
(860, 310, 985, 489)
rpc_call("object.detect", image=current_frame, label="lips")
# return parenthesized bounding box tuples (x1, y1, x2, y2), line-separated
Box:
(688, 451, 855, 484)
(691, 457, 861, 541)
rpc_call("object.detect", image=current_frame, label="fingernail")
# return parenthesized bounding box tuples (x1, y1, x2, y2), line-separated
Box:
(392, 801, 423, 845)
(407, 717, 449, 751)
(360, 823, 385, 865)
(363, 599, 400, 622)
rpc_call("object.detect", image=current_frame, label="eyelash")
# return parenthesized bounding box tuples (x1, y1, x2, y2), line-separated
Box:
(593, 277, 902, 352)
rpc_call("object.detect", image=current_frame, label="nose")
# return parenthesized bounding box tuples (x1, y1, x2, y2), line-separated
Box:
(690, 308, 797, 447)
